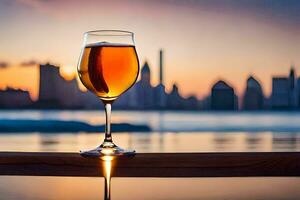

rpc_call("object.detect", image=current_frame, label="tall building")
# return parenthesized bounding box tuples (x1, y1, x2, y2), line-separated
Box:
(118, 50, 170, 110)
(132, 62, 155, 109)
(153, 84, 166, 108)
(154, 49, 167, 108)
(288, 67, 298, 108)
(106, 49, 198, 110)
(271, 77, 289, 109)
(38, 63, 61, 106)
(38, 63, 82, 108)
(211, 80, 237, 110)
(159, 49, 164, 85)
(242, 76, 264, 110)
(271, 67, 298, 110)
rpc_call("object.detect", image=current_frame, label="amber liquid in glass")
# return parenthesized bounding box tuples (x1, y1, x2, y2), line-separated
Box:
(78, 43, 139, 102)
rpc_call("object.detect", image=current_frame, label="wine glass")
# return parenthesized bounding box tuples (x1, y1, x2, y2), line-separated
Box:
(77, 30, 139, 157)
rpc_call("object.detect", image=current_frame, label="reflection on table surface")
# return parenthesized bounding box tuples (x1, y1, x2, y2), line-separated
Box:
(0, 176, 299, 200)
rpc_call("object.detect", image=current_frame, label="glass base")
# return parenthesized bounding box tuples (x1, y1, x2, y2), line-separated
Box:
(80, 141, 136, 157)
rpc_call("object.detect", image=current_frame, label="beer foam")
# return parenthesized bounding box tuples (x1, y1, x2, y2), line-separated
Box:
(85, 42, 134, 48)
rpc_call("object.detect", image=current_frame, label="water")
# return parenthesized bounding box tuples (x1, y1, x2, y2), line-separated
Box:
(0, 110, 300, 152)
(0, 110, 300, 200)
(1, 110, 300, 132)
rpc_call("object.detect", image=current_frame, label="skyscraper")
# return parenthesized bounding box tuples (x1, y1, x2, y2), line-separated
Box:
(211, 80, 236, 110)
(38, 63, 82, 108)
(154, 49, 167, 108)
(242, 76, 264, 110)
(271, 77, 289, 109)
(133, 61, 155, 109)
(271, 67, 298, 110)
(159, 49, 163, 85)
(38, 63, 62, 106)
(115, 49, 198, 110)
(288, 67, 298, 108)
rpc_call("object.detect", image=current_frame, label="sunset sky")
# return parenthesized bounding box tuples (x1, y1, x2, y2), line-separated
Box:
(0, 0, 299, 100)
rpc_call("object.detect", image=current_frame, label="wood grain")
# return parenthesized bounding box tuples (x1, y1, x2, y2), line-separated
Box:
(0, 152, 299, 177)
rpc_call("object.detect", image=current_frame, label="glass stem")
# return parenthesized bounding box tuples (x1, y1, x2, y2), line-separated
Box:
(104, 103, 113, 143)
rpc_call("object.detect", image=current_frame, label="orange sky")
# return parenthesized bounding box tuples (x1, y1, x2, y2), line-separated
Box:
(0, 0, 299, 100)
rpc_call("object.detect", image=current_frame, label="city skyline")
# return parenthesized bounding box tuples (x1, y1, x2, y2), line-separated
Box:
(0, 0, 300, 99)
(0, 57, 298, 101)
(0, 58, 299, 111)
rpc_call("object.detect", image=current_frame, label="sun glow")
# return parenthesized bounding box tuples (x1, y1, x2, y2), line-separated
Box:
(59, 65, 76, 81)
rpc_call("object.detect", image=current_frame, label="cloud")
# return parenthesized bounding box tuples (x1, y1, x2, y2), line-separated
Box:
(0, 62, 9, 68)
(12, 0, 300, 28)
(170, 0, 300, 26)
(11, 0, 142, 20)
(14, 0, 49, 8)
(20, 60, 39, 66)
(12, 0, 91, 19)
(12, 0, 66, 19)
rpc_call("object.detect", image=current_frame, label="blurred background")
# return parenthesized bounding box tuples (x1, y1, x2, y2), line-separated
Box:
(0, 0, 300, 200)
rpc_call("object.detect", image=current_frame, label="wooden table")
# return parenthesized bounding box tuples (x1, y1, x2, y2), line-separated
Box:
(0, 152, 299, 177)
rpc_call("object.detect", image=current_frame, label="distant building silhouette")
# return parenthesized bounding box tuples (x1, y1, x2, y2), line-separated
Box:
(201, 96, 211, 110)
(242, 76, 264, 110)
(159, 49, 164, 85)
(184, 95, 199, 109)
(298, 78, 300, 108)
(153, 84, 167, 108)
(271, 77, 289, 109)
(211, 80, 237, 110)
(116, 50, 180, 110)
(166, 84, 185, 109)
(38, 63, 60, 106)
(37, 63, 82, 108)
(155, 49, 167, 108)
(271, 67, 298, 110)
(133, 61, 155, 109)
(0, 88, 32, 108)
(1, 48, 298, 111)
(288, 67, 298, 108)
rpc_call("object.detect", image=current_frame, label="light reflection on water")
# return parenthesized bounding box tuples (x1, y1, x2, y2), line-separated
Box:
(0, 132, 299, 152)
